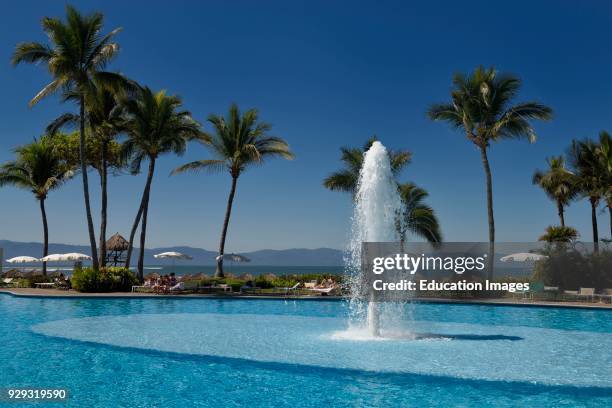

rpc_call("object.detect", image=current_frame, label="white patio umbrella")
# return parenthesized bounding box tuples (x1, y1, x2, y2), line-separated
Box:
(215, 253, 250, 274)
(6, 256, 40, 264)
(5, 256, 40, 274)
(40, 253, 92, 273)
(153, 252, 193, 275)
(500, 252, 548, 262)
(40, 253, 92, 262)
(216, 253, 250, 263)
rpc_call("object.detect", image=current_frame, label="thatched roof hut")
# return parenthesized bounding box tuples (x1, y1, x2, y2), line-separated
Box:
(2, 269, 24, 278)
(106, 233, 129, 252)
(105, 233, 129, 266)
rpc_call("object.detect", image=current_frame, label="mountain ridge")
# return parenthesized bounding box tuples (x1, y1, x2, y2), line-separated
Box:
(0, 239, 344, 266)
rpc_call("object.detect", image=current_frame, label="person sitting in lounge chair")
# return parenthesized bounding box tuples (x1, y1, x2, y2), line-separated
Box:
(169, 281, 184, 292)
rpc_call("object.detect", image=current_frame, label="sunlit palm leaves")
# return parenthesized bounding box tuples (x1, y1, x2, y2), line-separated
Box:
(532, 156, 578, 226)
(173, 103, 293, 277)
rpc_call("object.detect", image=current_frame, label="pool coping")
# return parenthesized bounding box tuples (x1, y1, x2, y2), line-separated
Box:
(1, 288, 610, 310)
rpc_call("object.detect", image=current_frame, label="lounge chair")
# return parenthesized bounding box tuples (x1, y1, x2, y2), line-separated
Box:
(577, 287, 595, 301)
(596, 288, 612, 303)
(169, 282, 185, 292)
(303, 280, 317, 289)
(279, 282, 300, 295)
(307, 286, 338, 296)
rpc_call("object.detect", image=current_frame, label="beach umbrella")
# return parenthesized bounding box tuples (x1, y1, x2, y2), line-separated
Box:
(40, 253, 92, 262)
(6, 256, 40, 264)
(6, 256, 40, 273)
(216, 253, 250, 263)
(500, 253, 548, 262)
(40, 253, 92, 273)
(215, 253, 250, 275)
(153, 251, 193, 275)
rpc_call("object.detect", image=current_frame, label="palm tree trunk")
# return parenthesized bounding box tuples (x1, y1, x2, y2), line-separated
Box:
(216, 175, 238, 278)
(40, 198, 48, 276)
(479, 146, 495, 280)
(608, 205, 611, 238)
(590, 197, 599, 253)
(557, 200, 565, 227)
(98, 140, 108, 268)
(136, 159, 156, 281)
(79, 97, 99, 270)
(124, 194, 145, 270)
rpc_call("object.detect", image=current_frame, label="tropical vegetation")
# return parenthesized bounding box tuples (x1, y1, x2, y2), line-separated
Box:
(3, 4, 611, 294)
(121, 86, 201, 280)
(428, 66, 553, 278)
(323, 138, 442, 245)
(172, 103, 294, 277)
(12, 4, 129, 270)
(532, 156, 578, 227)
(0, 137, 73, 275)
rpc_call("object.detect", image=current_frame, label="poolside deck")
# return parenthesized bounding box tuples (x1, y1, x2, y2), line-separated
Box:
(1, 288, 610, 309)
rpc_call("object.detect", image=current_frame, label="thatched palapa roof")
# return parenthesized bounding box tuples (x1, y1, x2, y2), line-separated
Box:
(106, 233, 129, 252)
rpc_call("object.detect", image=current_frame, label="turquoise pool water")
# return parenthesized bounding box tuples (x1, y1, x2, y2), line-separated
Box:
(0, 294, 610, 407)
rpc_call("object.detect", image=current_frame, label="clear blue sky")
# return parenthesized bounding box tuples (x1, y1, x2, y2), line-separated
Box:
(1, 0, 611, 251)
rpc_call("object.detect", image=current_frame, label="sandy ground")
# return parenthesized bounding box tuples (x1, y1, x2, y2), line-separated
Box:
(1, 287, 611, 309)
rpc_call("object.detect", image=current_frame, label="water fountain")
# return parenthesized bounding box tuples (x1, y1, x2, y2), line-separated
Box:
(346, 141, 403, 337)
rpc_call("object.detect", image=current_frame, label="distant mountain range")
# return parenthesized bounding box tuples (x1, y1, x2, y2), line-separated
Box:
(0, 240, 344, 266)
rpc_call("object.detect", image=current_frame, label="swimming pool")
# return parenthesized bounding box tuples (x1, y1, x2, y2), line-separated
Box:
(1, 294, 610, 407)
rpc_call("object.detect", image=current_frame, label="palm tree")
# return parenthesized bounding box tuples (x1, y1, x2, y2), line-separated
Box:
(538, 225, 579, 244)
(568, 138, 605, 252)
(172, 104, 294, 277)
(323, 137, 411, 194)
(323, 139, 441, 246)
(595, 131, 612, 237)
(122, 86, 201, 280)
(0, 137, 72, 275)
(428, 66, 552, 278)
(12, 5, 127, 270)
(48, 86, 128, 267)
(396, 183, 442, 248)
(532, 156, 578, 227)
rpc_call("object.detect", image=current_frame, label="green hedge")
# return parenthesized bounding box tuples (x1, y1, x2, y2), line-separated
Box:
(71, 267, 138, 292)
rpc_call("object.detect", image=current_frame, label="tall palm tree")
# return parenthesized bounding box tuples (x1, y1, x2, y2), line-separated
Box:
(323, 139, 441, 246)
(48, 86, 128, 267)
(428, 66, 552, 278)
(568, 138, 604, 252)
(595, 131, 612, 237)
(396, 183, 442, 247)
(0, 137, 72, 275)
(532, 156, 578, 227)
(323, 137, 411, 194)
(12, 5, 127, 270)
(122, 87, 201, 280)
(172, 104, 294, 277)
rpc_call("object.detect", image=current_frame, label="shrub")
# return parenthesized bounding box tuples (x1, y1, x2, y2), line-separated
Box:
(532, 247, 612, 290)
(24, 275, 53, 288)
(254, 275, 274, 289)
(71, 267, 138, 292)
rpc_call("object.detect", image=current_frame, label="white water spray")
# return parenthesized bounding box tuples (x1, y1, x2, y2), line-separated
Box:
(346, 141, 402, 337)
